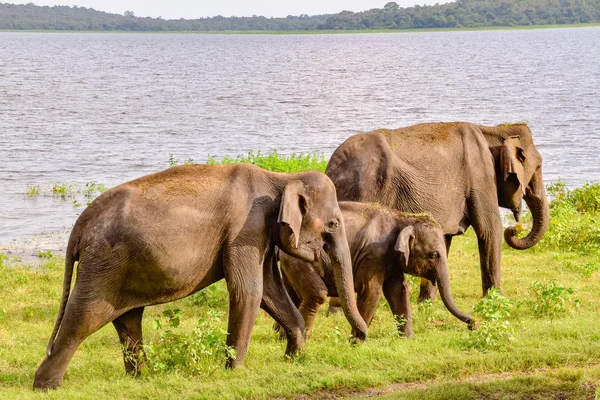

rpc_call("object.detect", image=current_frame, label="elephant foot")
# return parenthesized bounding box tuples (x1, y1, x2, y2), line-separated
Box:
(33, 376, 62, 391)
(400, 329, 415, 338)
(284, 329, 305, 357)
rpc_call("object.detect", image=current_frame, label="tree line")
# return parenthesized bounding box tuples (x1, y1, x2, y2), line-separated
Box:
(0, 0, 598, 31)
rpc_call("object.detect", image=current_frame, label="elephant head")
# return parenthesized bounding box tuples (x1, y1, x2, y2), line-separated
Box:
(277, 175, 368, 340)
(396, 219, 475, 327)
(491, 124, 549, 250)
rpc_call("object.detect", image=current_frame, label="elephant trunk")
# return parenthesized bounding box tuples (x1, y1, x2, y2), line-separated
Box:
(436, 264, 476, 328)
(504, 169, 549, 250)
(328, 229, 368, 341)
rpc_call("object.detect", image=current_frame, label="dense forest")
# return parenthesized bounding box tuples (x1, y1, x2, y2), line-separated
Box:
(0, 0, 599, 31)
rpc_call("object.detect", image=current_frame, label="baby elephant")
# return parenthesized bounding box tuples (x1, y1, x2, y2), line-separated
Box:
(279, 201, 476, 337)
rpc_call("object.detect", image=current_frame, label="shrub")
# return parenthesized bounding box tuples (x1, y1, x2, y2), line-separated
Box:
(525, 279, 579, 319)
(461, 288, 514, 351)
(534, 181, 600, 254)
(144, 308, 235, 375)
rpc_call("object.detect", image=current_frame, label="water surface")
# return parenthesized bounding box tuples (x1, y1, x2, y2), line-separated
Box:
(1, 28, 599, 243)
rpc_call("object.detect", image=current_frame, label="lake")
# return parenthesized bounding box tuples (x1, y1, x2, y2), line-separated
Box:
(1, 28, 599, 244)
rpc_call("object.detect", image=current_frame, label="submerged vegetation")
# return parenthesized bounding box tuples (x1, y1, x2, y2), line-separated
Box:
(4, 151, 600, 398)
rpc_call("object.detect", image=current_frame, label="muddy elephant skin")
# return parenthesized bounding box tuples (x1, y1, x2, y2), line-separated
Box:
(326, 122, 549, 299)
(33, 163, 368, 390)
(279, 201, 475, 337)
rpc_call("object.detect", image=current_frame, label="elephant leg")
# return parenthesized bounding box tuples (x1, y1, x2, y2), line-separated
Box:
(356, 281, 383, 328)
(469, 196, 503, 295)
(34, 290, 119, 390)
(326, 297, 342, 315)
(417, 235, 452, 302)
(383, 274, 413, 337)
(113, 307, 145, 376)
(296, 283, 328, 339)
(273, 271, 302, 339)
(261, 252, 305, 356)
(223, 248, 263, 369)
(282, 270, 301, 308)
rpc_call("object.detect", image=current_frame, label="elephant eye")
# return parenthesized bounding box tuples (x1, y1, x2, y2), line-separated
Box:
(517, 148, 526, 162)
(428, 251, 440, 260)
(327, 219, 339, 231)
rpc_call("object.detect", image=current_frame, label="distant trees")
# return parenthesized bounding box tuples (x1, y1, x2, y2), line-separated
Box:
(318, 0, 600, 29)
(0, 0, 599, 31)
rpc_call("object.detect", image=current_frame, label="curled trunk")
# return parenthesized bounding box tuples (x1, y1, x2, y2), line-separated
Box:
(504, 169, 549, 250)
(436, 266, 476, 329)
(328, 230, 368, 341)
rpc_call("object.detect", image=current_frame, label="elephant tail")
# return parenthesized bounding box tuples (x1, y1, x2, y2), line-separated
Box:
(46, 226, 81, 357)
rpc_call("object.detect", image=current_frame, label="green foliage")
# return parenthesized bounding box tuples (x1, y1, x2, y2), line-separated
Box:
(26, 185, 40, 198)
(24, 181, 109, 207)
(52, 183, 74, 199)
(144, 308, 236, 375)
(526, 279, 579, 319)
(82, 181, 107, 200)
(168, 153, 194, 167)
(36, 250, 52, 259)
(536, 181, 600, 254)
(188, 283, 228, 309)
(462, 288, 515, 350)
(207, 150, 327, 173)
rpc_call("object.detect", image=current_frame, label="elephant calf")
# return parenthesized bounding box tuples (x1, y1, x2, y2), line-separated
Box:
(33, 164, 368, 390)
(279, 202, 475, 337)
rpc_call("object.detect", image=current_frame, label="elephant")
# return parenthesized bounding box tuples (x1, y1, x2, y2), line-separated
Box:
(325, 122, 549, 300)
(278, 201, 475, 338)
(33, 163, 368, 390)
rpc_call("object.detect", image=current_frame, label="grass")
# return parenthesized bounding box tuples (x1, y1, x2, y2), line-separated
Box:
(2, 152, 599, 399)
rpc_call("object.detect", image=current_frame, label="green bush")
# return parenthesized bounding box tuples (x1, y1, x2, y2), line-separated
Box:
(144, 308, 235, 375)
(462, 288, 515, 350)
(525, 279, 579, 319)
(535, 181, 600, 254)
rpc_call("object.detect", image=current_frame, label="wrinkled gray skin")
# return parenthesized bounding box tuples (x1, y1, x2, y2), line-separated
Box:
(33, 164, 367, 390)
(326, 122, 549, 300)
(279, 202, 475, 337)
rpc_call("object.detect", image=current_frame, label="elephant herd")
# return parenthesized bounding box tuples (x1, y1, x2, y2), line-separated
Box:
(32, 121, 549, 390)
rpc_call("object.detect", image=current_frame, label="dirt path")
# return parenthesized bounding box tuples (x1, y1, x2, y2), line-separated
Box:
(278, 365, 599, 399)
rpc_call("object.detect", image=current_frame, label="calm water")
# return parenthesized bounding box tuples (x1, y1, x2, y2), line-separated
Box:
(1, 28, 600, 243)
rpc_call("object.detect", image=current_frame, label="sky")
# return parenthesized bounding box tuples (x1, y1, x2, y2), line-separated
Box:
(8, 0, 445, 19)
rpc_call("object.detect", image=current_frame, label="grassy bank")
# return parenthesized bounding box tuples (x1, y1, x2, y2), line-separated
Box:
(1, 152, 599, 399)
(1, 23, 599, 35)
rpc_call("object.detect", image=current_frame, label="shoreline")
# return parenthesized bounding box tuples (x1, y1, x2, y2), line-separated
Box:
(1, 23, 599, 35)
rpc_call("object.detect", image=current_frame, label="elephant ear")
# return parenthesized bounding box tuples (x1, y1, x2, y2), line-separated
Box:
(278, 180, 307, 249)
(501, 135, 527, 195)
(394, 225, 414, 268)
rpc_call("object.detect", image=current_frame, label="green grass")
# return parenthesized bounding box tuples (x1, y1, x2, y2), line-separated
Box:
(1, 153, 599, 399)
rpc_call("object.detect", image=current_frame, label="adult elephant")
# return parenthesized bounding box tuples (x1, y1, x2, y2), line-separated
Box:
(325, 122, 549, 300)
(33, 163, 367, 390)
